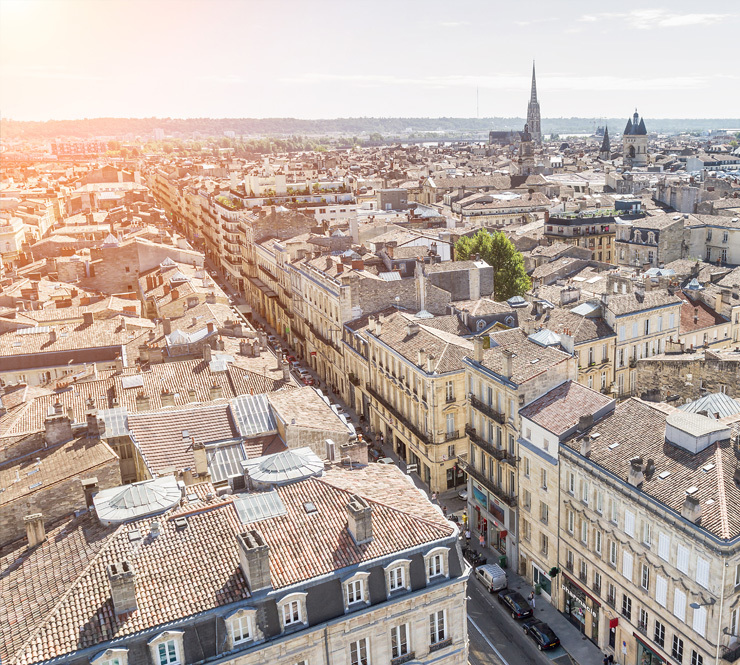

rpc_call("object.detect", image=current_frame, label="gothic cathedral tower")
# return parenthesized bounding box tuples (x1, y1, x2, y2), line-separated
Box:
(526, 61, 541, 145)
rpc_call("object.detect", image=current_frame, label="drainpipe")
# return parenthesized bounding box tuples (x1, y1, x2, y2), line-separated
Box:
(715, 556, 727, 665)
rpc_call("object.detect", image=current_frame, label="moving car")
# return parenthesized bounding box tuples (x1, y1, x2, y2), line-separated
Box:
(497, 590, 533, 620)
(457, 489, 468, 501)
(474, 563, 507, 593)
(522, 619, 560, 651)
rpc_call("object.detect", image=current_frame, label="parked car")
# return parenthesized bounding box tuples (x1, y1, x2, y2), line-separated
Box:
(457, 489, 468, 501)
(522, 619, 560, 651)
(497, 590, 533, 620)
(474, 563, 507, 593)
(498, 591, 532, 619)
(462, 547, 487, 568)
(377, 457, 394, 465)
(267, 335, 279, 346)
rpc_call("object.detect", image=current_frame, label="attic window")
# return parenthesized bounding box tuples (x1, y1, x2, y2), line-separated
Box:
(27, 468, 39, 476)
(303, 501, 318, 514)
(174, 516, 188, 530)
(658, 471, 671, 480)
(686, 486, 699, 495)
(702, 463, 715, 472)
(591, 433, 601, 439)
(182, 430, 190, 439)
(29, 481, 42, 490)
(128, 528, 142, 542)
(530, 358, 540, 364)
(608, 442, 620, 450)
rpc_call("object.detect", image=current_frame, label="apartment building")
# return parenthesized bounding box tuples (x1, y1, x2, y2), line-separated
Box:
(517, 381, 615, 607)
(462, 328, 577, 567)
(614, 214, 685, 270)
(0, 214, 27, 268)
(545, 211, 618, 264)
(685, 215, 740, 267)
(557, 398, 740, 665)
(345, 309, 470, 493)
(1, 461, 470, 665)
(600, 280, 682, 397)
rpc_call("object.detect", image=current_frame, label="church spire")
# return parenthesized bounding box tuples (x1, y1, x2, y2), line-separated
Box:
(526, 61, 541, 145)
(530, 61, 538, 104)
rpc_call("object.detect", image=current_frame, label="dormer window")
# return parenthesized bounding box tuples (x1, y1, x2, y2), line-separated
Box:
(342, 571, 371, 611)
(147, 631, 184, 665)
(90, 649, 128, 665)
(424, 547, 450, 582)
(225, 607, 260, 649)
(384, 559, 412, 596)
(278, 592, 308, 631)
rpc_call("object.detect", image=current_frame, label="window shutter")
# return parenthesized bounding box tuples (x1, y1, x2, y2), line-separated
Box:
(676, 545, 689, 574)
(658, 533, 670, 560)
(692, 606, 707, 637)
(696, 558, 709, 589)
(673, 588, 686, 622)
(656, 575, 667, 607)
(622, 551, 633, 582)
(624, 510, 635, 538)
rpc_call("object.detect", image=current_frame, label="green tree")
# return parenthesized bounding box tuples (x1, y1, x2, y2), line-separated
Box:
(455, 229, 530, 300)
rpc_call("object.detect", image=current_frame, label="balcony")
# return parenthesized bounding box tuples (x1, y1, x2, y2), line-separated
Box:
(724, 643, 740, 662)
(564, 560, 574, 572)
(366, 383, 430, 445)
(348, 372, 360, 387)
(307, 321, 340, 352)
(457, 459, 517, 508)
(429, 638, 452, 653)
(592, 583, 601, 596)
(470, 395, 506, 425)
(636, 621, 648, 636)
(464, 426, 516, 467)
(445, 430, 460, 442)
(391, 653, 415, 665)
(606, 595, 616, 609)
(579, 572, 588, 584)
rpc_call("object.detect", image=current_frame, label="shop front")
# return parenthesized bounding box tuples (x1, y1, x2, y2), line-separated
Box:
(470, 481, 516, 567)
(531, 563, 552, 601)
(561, 575, 600, 645)
(635, 634, 668, 665)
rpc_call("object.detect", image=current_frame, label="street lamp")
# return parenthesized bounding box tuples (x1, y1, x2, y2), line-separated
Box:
(689, 598, 716, 609)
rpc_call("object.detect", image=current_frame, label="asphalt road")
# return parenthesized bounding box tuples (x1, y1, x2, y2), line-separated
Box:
(467, 578, 572, 665)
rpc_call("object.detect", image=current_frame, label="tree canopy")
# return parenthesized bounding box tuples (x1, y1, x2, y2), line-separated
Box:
(455, 229, 531, 301)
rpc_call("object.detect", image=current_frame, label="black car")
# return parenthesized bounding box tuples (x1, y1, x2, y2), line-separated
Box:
(497, 590, 533, 620)
(522, 618, 560, 651)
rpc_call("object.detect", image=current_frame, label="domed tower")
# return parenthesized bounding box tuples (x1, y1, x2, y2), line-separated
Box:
(526, 61, 541, 145)
(623, 109, 648, 168)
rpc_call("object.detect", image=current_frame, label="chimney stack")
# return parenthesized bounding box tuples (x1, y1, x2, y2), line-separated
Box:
(44, 410, 73, 446)
(580, 435, 592, 457)
(347, 494, 373, 544)
(24, 513, 46, 547)
(628, 458, 644, 487)
(107, 560, 137, 615)
(135, 392, 151, 411)
(83, 311, 94, 326)
(192, 439, 209, 476)
(81, 477, 99, 508)
(162, 318, 172, 335)
(281, 360, 291, 382)
(501, 349, 515, 380)
(406, 321, 420, 337)
(203, 342, 212, 362)
(426, 354, 435, 374)
(473, 336, 484, 362)
(236, 529, 272, 592)
(681, 491, 701, 523)
(577, 414, 594, 432)
(417, 348, 426, 367)
(161, 389, 176, 407)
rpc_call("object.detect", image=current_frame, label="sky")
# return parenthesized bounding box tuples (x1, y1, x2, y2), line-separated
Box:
(0, 0, 738, 121)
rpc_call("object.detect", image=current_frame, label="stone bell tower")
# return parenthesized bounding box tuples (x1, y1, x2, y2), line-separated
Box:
(623, 109, 648, 169)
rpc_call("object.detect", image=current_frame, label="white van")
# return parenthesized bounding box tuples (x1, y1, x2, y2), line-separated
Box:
(474, 563, 508, 592)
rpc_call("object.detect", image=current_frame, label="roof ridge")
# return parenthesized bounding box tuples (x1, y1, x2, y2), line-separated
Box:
(713, 444, 730, 539)
(11, 520, 123, 664)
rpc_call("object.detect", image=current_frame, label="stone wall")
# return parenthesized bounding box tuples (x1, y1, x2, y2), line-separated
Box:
(635, 351, 740, 402)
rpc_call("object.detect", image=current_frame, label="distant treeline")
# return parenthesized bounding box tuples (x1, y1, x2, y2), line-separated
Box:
(2, 116, 739, 140)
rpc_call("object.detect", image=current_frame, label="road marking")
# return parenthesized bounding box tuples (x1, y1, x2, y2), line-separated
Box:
(468, 615, 511, 665)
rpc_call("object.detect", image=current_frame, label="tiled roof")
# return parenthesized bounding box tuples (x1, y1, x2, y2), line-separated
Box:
(604, 289, 682, 316)
(1, 465, 453, 665)
(519, 380, 614, 436)
(479, 328, 572, 384)
(561, 398, 740, 540)
(677, 292, 727, 333)
(268, 386, 351, 433)
(521, 305, 614, 344)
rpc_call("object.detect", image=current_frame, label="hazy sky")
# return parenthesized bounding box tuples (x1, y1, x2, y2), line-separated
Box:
(1, 0, 738, 121)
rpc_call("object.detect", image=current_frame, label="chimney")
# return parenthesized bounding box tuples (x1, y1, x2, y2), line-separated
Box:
(577, 414, 594, 432)
(49, 329, 57, 344)
(628, 458, 644, 487)
(203, 342, 213, 361)
(170, 288, 179, 301)
(209, 382, 223, 400)
(406, 321, 420, 337)
(44, 411, 73, 446)
(681, 491, 701, 523)
(135, 392, 151, 411)
(192, 439, 209, 476)
(239, 340, 249, 356)
(163, 283, 171, 295)
(693, 307, 699, 324)
(83, 311, 94, 326)
(347, 494, 373, 545)
(417, 348, 426, 367)
(236, 529, 272, 592)
(336, 262, 344, 274)
(107, 560, 137, 615)
(635, 282, 645, 302)
(162, 318, 172, 335)
(325, 438, 337, 462)
(86, 409, 103, 438)
(81, 477, 99, 508)
(375, 316, 382, 336)
(207, 322, 215, 334)
(473, 336, 484, 362)
(161, 389, 176, 407)
(24, 513, 46, 547)
(580, 435, 592, 457)
(501, 349, 515, 380)
(426, 354, 435, 374)
(281, 360, 291, 382)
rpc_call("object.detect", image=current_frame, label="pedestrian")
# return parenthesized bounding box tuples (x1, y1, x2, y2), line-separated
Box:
(528, 591, 536, 609)
(442, 505, 448, 517)
(465, 529, 471, 545)
(431, 492, 437, 503)
(462, 511, 468, 527)
(603, 655, 610, 665)
(479, 533, 485, 548)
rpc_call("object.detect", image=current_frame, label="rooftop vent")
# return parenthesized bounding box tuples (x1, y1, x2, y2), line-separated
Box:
(303, 501, 318, 514)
